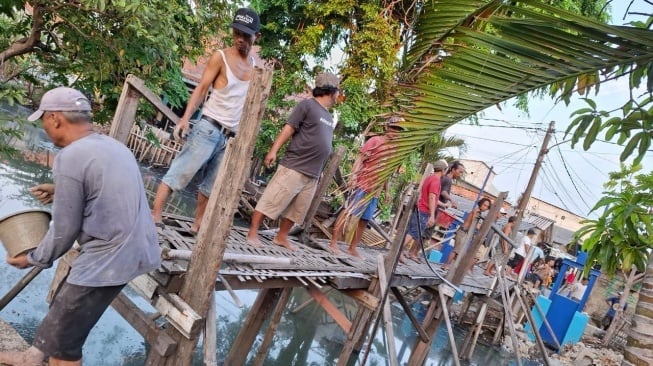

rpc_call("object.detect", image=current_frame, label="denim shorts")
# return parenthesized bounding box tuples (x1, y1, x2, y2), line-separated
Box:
(347, 188, 378, 221)
(406, 210, 431, 245)
(162, 119, 229, 197)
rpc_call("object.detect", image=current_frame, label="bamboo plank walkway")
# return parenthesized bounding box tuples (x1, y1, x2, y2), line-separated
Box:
(156, 213, 502, 296)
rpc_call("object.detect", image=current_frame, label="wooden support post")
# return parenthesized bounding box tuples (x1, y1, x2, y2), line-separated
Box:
(299, 145, 346, 243)
(252, 288, 292, 366)
(514, 287, 551, 366)
(390, 287, 430, 343)
(496, 267, 523, 366)
(202, 291, 217, 366)
(457, 293, 475, 325)
(438, 285, 461, 366)
(223, 288, 284, 366)
(526, 290, 560, 350)
(408, 192, 508, 365)
(110, 74, 181, 144)
(377, 256, 398, 366)
(144, 67, 273, 366)
(112, 292, 177, 357)
(306, 285, 352, 333)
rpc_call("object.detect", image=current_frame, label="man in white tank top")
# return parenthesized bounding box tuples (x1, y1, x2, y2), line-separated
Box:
(151, 8, 260, 235)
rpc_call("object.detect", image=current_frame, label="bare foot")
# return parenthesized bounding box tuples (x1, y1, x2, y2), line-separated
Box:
(347, 248, 362, 258)
(398, 255, 407, 264)
(273, 240, 297, 251)
(246, 237, 265, 248)
(328, 245, 344, 255)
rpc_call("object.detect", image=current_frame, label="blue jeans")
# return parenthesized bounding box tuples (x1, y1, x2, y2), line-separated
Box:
(162, 119, 229, 197)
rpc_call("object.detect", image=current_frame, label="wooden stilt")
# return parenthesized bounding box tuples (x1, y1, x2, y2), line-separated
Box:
(252, 288, 292, 366)
(390, 287, 429, 343)
(299, 146, 346, 244)
(492, 313, 505, 345)
(457, 293, 474, 325)
(202, 291, 217, 366)
(0, 266, 42, 311)
(496, 267, 523, 366)
(438, 285, 461, 366)
(525, 290, 560, 350)
(514, 287, 551, 366)
(224, 288, 284, 366)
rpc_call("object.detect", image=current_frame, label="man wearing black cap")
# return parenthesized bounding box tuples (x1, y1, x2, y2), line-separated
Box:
(0, 87, 160, 366)
(151, 8, 261, 235)
(247, 72, 341, 250)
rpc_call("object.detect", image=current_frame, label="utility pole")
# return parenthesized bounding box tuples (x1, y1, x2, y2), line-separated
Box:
(511, 120, 555, 239)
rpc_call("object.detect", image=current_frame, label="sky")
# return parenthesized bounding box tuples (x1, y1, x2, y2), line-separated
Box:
(441, 1, 653, 218)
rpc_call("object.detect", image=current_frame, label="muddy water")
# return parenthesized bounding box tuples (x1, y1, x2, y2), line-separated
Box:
(0, 116, 532, 365)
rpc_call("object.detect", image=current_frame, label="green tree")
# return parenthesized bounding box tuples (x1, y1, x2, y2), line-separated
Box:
(575, 165, 652, 359)
(0, 0, 230, 122)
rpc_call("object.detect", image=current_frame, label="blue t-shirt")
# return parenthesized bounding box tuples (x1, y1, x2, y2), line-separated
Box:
(607, 296, 627, 317)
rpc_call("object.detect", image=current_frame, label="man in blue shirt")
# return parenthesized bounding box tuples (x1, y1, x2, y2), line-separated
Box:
(601, 292, 627, 330)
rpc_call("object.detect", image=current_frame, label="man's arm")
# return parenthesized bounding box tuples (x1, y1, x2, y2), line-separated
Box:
(173, 51, 225, 141)
(264, 124, 296, 167)
(27, 175, 83, 268)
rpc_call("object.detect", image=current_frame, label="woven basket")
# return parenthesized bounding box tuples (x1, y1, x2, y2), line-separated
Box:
(0, 209, 51, 257)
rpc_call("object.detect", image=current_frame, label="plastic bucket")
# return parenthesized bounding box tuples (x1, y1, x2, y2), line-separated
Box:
(0, 209, 51, 257)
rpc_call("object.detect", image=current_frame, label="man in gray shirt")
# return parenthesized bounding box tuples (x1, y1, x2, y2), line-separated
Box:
(0, 87, 161, 366)
(247, 72, 340, 250)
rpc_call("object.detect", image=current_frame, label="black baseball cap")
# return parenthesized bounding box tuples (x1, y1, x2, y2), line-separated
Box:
(231, 8, 260, 35)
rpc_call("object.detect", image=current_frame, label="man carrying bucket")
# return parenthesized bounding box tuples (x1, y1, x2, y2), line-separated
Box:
(0, 87, 160, 366)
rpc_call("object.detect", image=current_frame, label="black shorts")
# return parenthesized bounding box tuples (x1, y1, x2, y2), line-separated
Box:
(33, 282, 125, 361)
(507, 253, 524, 268)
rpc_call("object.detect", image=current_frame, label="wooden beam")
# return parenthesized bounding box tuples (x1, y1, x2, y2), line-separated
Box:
(341, 289, 379, 311)
(215, 276, 305, 291)
(152, 292, 204, 339)
(224, 288, 284, 366)
(306, 285, 351, 333)
(145, 67, 273, 365)
(109, 75, 141, 144)
(126, 75, 180, 126)
(111, 292, 177, 357)
(390, 287, 429, 343)
(252, 288, 292, 366)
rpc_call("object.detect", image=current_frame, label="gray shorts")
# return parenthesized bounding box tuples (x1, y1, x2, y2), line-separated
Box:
(33, 282, 125, 361)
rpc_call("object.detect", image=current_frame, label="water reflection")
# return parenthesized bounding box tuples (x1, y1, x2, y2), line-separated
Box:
(0, 118, 534, 365)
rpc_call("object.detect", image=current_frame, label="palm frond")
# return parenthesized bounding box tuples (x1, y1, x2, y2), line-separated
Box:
(375, 0, 653, 192)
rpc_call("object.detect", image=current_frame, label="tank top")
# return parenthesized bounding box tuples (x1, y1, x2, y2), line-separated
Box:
(202, 49, 255, 132)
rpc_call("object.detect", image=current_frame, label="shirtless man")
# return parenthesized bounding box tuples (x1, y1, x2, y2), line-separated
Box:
(151, 8, 260, 235)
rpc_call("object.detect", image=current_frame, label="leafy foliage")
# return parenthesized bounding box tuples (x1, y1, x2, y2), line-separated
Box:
(1, 0, 230, 122)
(576, 164, 653, 275)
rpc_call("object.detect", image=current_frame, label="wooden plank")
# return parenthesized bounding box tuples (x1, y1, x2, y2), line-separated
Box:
(390, 287, 430, 343)
(111, 292, 177, 357)
(151, 292, 204, 339)
(109, 75, 141, 144)
(215, 276, 305, 291)
(202, 291, 217, 366)
(306, 285, 351, 333)
(126, 75, 180, 127)
(129, 274, 159, 300)
(341, 289, 379, 311)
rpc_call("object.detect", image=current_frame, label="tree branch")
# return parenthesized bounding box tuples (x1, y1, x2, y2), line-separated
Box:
(0, 4, 45, 64)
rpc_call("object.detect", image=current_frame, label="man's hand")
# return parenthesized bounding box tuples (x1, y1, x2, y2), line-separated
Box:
(6, 253, 31, 269)
(264, 151, 277, 168)
(173, 120, 190, 142)
(427, 215, 436, 228)
(29, 183, 55, 204)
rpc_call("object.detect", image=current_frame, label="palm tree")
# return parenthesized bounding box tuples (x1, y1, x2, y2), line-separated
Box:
(356, 1, 653, 364)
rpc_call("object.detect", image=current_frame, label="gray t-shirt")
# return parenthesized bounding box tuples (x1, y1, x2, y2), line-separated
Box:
(279, 98, 334, 178)
(28, 133, 161, 287)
